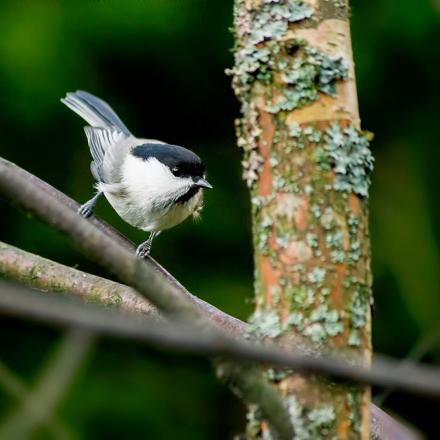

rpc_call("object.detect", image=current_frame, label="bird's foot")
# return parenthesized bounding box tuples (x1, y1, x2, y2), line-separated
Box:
(78, 201, 94, 218)
(78, 191, 103, 218)
(136, 241, 152, 258)
(136, 232, 158, 258)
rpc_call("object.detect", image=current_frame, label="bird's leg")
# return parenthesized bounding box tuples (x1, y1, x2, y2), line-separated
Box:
(78, 191, 103, 218)
(136, 232, 158, 258)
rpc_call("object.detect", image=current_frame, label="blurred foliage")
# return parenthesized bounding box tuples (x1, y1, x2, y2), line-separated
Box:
(0, 0, 439, 437)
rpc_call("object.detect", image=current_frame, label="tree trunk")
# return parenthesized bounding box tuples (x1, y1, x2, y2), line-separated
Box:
(230, 0, 373, 438)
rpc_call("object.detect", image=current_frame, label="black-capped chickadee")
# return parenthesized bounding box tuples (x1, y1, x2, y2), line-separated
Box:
(61, 91, 212, 257)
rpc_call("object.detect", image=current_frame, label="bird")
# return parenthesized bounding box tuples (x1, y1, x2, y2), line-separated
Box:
(61, 90, 212, 257)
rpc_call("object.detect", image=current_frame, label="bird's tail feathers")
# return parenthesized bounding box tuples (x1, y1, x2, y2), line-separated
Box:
(61, 90, 131, 135)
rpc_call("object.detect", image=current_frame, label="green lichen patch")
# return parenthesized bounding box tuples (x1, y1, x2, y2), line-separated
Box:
(230, 1, 348, 112)
(288, 120, 302, 138)
(306, 232, 318, 249)
(349, 288, 368, 329)
(332, 0, 346, 9)
(283, 282, 314, 311)
(289, 304, 343, 343)
(303, 125, 322, 143)
(284, 299, 344, 343)
(86, 286, 123, 308)
(307, 267, 326, 284)
(265, 45, 348, 114)
(320, 207, 335, 230)
(248, 0, 314, 45)
(324, 123, 374, 197)
(246, 405, 263, 439)
(235, 105, 265, 188)
(229, 1, 314, 99)
(347, 287, 369, 347)
(286, 396, 336, 439)
(256, 215, 274, 255)
(247, 308, 282, 339)
(266, 368, 287, 382)
(347, 391, 363, 433)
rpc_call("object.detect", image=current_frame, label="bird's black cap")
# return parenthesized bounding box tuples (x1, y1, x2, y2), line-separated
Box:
(131, 142, 205, 178)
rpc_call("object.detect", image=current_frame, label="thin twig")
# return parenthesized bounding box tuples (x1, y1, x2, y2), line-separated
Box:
(0, 360, 73, 439)
(0, 328, 93, 439)
(1, 281, 440, 401)
(375, 328, 440, 406)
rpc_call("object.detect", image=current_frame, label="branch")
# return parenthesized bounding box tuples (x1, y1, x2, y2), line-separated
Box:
(0, 157, 294, 440)
(0, 157, 419, 439)
(0, 360, 72, 439)
(371, 406, 422, 440)
(1, 159, 245, 337)
(0, 241, 157, 316)
(0, 328, 93, 439)
(1, 281, 440, 403)
(0, 239, 247, 338)
(0, 247, 423, 439)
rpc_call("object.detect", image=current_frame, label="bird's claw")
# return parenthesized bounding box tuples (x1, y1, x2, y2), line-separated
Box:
(78, 202, 93, 218)
(78, 192, 103, 218)
(136, 242, 151, 258)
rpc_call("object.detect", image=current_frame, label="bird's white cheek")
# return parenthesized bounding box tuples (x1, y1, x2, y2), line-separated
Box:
(121, 155, 191, 202)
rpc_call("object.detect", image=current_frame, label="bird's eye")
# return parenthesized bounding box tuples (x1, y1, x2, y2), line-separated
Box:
(172, 167, 183, 177)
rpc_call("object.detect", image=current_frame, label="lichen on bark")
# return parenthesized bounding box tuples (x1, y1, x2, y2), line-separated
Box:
(230, 0, 373, 438)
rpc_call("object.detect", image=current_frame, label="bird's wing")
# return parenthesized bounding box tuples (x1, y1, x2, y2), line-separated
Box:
(84, 127, 133, 183)
(61, 91, 169, 183)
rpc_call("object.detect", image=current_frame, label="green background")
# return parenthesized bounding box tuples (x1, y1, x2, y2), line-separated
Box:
(0, 0, 439, 437)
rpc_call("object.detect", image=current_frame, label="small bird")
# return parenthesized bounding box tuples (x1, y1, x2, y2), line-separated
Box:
(61, 91, 212, 257)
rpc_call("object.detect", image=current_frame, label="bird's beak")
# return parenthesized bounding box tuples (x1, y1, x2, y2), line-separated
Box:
(194, 177, 213, 189)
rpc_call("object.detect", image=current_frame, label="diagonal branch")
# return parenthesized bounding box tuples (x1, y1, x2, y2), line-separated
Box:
(1, 159, 246, 336)
(0, 328, 93, 439)
(0, 241, 157, 316)
(370, 406, 422, 440)
(0, 157, 420, 439)
(0, 157, 295, 440)
(1, 239, 438, 400)
(0, 359, 73, 439)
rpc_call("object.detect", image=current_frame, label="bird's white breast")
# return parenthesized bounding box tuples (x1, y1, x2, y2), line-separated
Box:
(98, 155, 202, 232)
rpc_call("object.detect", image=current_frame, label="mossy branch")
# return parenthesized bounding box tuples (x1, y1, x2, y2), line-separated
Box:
(0, 329, 93, 439)
(0, 358, 72, 438)
(0, 241, 157, 316)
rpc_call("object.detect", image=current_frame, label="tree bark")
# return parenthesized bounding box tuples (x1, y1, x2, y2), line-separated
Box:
(231, 0, 373, 437)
